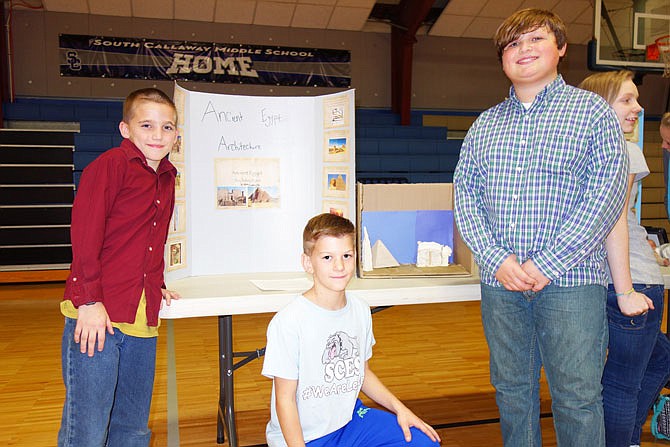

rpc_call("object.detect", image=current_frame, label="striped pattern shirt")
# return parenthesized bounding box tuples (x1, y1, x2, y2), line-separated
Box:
(454, 75, 628, 288)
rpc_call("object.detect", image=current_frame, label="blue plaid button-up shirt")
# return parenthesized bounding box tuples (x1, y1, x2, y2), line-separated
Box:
(454, 75, 628, 288)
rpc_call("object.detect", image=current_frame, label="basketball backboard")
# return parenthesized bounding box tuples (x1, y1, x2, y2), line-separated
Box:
(591, 0, 670, 74)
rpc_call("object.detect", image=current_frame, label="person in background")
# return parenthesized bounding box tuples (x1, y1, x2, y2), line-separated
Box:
(579, 70, 670, 447)
(453, 8, 628, 446)
(660, 113, 670, 218)
(58, 88, 181, 447)
(647, 239, 670, 266)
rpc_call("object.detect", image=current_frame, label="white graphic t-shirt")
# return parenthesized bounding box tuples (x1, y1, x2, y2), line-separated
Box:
(262, 292, 375, 446)
(606, 141, 663, 285)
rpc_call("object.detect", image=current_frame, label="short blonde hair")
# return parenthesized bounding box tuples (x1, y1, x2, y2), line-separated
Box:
(578, 70, 635, 105)
(494, 8, 567, 63)
(661, 112, 670, 129)
(303, 213, 355, 255)
(123, 88, 177, 124)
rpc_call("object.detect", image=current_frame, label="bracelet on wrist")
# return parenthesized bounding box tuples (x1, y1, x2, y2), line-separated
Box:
(615, 287, 635, 297)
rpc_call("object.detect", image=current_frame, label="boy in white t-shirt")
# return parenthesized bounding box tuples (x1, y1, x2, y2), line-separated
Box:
(262, 213, 441, 447)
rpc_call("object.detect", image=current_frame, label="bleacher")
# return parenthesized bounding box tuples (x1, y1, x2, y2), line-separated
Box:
(3, 99, 469, 186)
(355, 108, 467, 184)
(3, 97, 124, 186)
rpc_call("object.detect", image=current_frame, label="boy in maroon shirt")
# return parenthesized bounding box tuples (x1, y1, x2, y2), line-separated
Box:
(58, 88, 180, 447)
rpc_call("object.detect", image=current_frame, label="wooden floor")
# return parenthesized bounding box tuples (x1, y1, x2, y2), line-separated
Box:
(1, 282, 669, 446)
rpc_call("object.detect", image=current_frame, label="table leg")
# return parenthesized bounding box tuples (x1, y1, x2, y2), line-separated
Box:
(217, 315, 238, 446)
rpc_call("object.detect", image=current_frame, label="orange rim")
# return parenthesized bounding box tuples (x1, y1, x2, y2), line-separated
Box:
(656, 34, 670, 49)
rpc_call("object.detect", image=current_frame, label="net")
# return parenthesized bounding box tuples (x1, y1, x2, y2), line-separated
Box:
(657, 35, 670, 78)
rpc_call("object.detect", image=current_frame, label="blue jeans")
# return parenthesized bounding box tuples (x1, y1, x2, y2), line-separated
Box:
(306, 399, 439, 447)
(481, 283, 608, 447)
(602, 284, 670, 446)
(58, 317, 157, 447)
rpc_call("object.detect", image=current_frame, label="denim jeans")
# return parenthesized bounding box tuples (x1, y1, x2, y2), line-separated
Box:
(602, 283, 670, 446)
(58, 317, 157, 447)
(481, 283, 608, 447)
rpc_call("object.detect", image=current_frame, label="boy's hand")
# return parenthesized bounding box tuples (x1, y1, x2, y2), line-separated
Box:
(520, 259, 551, 292)
(617, 291, 653, 316)
(74, 302, 114, 357)
(161, 288, 181, 308)
(495, 254, 536, 291)
(395, 406, 441, 443)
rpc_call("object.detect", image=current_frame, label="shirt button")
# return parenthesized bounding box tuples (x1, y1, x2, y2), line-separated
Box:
(153, 222, 157, 226)
(72, 277, 77, 282)
(510, 223, 516, 229)
(520, 139, 526, 145)
(156, 199, 161, 204)
(512, 195, 518, 200)
(144, 273, 147, 278)
(149, 246, 153, 251)
(516, 166, 522, 172)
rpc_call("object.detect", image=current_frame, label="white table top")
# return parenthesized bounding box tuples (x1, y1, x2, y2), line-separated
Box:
(160, 266, 670, 320)
(160, 272, 481, 319)
(662, 266, 670, 289)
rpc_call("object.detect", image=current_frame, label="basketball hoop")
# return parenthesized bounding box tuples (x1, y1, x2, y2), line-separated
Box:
(656, 35, 670, 78)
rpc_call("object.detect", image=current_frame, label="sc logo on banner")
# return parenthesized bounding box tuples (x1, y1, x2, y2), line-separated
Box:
(66, 51, 82, 71)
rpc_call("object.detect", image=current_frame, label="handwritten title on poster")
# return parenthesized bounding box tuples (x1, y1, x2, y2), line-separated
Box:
(200, 100, 284, 153)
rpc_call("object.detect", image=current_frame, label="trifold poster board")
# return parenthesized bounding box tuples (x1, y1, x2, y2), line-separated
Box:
(165, 84, 356, 282)
(357, 183, 476, 278)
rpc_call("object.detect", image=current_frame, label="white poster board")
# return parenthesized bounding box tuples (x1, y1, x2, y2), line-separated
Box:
(165, 85, 356, 281)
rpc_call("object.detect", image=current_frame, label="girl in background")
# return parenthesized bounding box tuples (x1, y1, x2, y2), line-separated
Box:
(580, 70, 670, 447)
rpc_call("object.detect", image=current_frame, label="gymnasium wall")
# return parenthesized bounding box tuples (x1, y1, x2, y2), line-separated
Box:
(7, 9, 670, 115)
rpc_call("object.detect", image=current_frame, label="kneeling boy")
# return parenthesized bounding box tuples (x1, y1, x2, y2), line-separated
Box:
(262, 213, 441, 446)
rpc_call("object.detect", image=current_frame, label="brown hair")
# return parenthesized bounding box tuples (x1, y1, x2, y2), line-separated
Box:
(303, 213, 355, 255)
(123, 88, 177, 124)
(578, 70, 635, 105)
(494, 8, 567, 63)
(661, 112, 670, 129)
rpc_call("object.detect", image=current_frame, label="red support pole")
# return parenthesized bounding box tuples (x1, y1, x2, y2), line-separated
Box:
(391, 28, 415, 125)
(389, 0, 436, 125)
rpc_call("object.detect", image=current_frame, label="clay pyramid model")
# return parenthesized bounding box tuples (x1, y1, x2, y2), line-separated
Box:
(371, 239, 400, 268)
(361, 227, 373, 272)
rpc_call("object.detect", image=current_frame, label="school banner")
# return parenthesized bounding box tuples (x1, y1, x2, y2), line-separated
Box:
(59, 34, 351, 88)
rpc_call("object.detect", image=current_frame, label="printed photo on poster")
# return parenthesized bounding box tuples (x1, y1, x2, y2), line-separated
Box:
(322, 200, 349, 219)
(174, 86, 186, 122)
(215, 158, 281, 209)
(170, 134, 184, 163)
(323, 129, 350, 163)
(172, 87, 186, 163)
(174, 163, 185, 198)
(170, 201, 186, 234)
(166, 238, 186, 271)
(323, 166, 349, 198)
(323, 95, 350, 129)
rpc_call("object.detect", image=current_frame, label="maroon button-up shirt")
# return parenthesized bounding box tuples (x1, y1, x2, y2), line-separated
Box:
(63, 139, 177, 326)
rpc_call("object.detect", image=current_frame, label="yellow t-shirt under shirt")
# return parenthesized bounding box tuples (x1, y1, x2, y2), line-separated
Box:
(60, 289, 159, 338)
